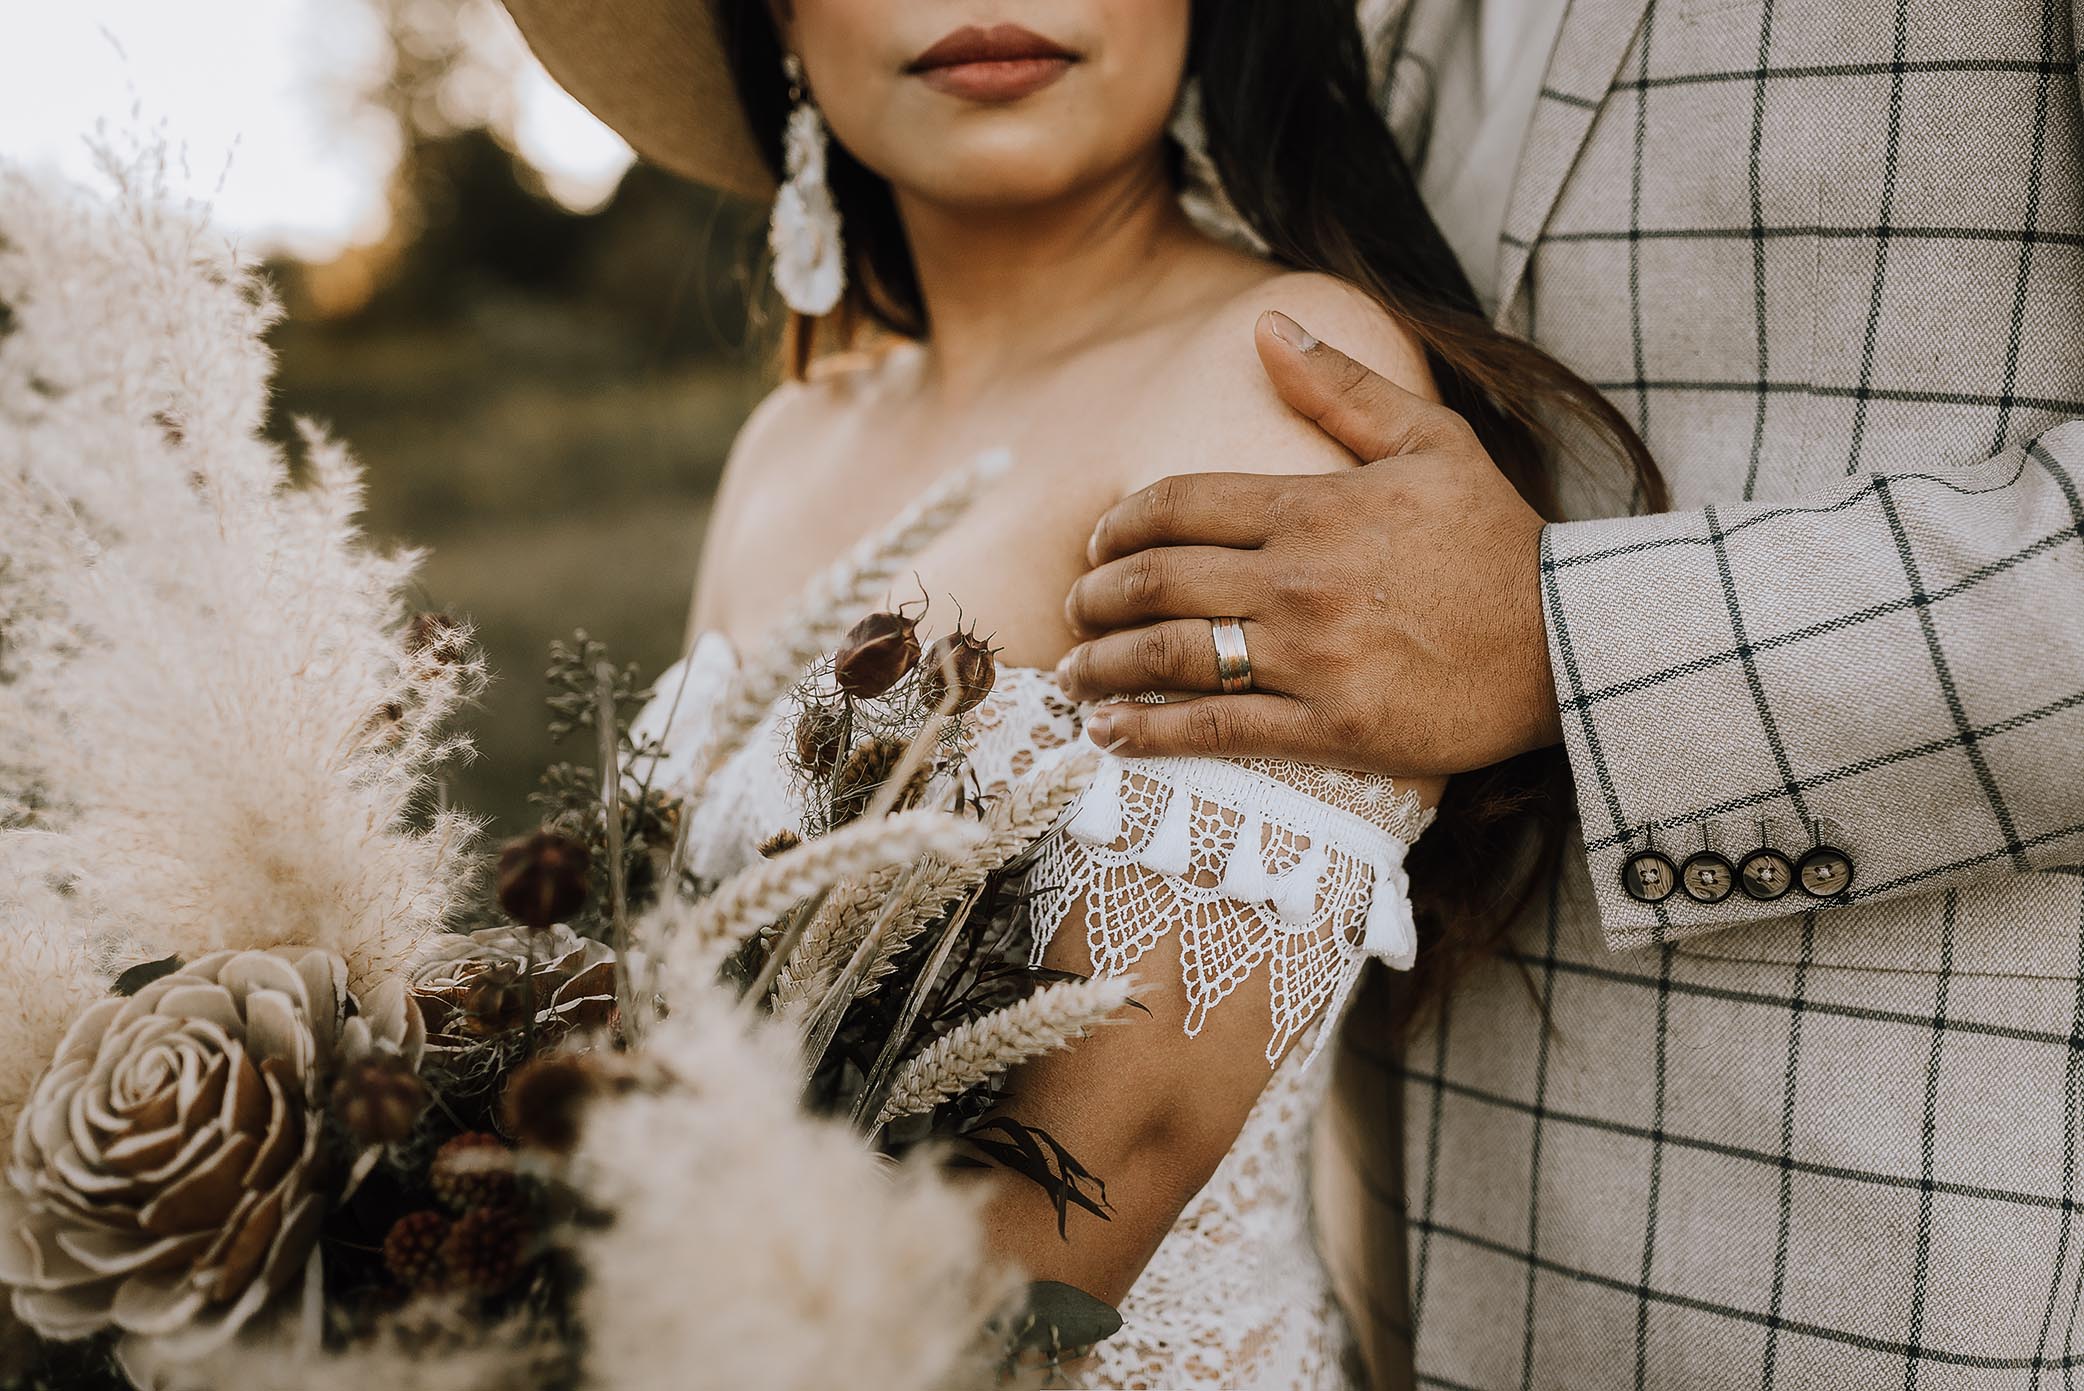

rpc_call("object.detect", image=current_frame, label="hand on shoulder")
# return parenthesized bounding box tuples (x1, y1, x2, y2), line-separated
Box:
(1120, 270, 1439, 496)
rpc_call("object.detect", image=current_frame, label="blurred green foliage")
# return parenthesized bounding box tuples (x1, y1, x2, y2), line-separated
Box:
(266, 128, 775, 833)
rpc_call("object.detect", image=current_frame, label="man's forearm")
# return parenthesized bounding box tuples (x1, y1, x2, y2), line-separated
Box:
(1543, 420, 2084, 949)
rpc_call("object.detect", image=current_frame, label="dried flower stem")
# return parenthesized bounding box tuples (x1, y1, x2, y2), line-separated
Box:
(846, 882, 986, 1125)
(870, 976, 1137, 1130)
(597, 662, 636, 1034)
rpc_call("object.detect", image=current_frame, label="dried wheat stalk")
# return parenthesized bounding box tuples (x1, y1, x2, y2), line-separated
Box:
(692, 811, 986, 949)
(775, 749, 1098, 1009)
(872, 975, 1137, 1129)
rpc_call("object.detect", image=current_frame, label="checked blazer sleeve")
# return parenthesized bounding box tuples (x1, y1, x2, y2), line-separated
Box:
(1542, 419, 2084, 950)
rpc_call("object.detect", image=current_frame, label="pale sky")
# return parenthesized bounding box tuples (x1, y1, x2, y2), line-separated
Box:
(2, 0, 636, 262)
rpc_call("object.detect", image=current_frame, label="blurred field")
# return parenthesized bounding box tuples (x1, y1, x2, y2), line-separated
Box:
(267, 129, 773, 833)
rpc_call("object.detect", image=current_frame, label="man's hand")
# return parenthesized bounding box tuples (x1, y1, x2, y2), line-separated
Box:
(1057, 310, 1563, 777)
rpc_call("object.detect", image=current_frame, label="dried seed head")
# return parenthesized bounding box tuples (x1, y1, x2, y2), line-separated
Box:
(831, 737, 933, 822)
(497, 829, 592, 929)
(331, 1053, 429, 1147)
(384, 1210, 451, 1291)
(502, 1053, 609, 1155)
(920, 632, 997, 714)
(792, 704, 848, 778)
(758, 829, 803, 859)
(833, 611, 920, 698)
(430, 1132, 517, 1214)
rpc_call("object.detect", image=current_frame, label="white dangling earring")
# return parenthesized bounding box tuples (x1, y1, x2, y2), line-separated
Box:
(768, 54, 846, 316)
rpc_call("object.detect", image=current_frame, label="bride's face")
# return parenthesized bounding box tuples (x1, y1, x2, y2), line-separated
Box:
(777, 1, 1192, 209)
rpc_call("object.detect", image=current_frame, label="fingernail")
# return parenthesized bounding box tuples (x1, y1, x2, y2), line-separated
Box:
(1266, 310, 1318, 353)
(1086, 523, 1104, 567)
(1085, 711, 1114, 746)
(1054, 649, 1077, 684)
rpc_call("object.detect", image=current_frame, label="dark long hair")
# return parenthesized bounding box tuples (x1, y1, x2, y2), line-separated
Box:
(718, 2, 1666, 1018)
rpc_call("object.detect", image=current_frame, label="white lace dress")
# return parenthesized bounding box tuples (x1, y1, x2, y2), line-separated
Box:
(636, 635, 1432, 1391)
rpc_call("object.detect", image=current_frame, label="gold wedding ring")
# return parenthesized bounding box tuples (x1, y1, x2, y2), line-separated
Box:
(1210, 617, 1254, 694)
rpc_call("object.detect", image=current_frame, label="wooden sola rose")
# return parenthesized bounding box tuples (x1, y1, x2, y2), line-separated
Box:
(0, 948, 423, 1361)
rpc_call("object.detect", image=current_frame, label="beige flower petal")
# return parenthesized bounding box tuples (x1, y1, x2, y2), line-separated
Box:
(151, 984, 241, 1035)
(221, 1045, 268, 1138)
(212, 954, 307, 1016)
(109, 1265, 208, 1336)
(57, 1226, 211, 1279)
(241, 990, 314, 1083)
(201, 1184, 282, 1304)
(99, 1123, 188, 1176)
(14, 1279, 125, 1339)
(241, 1067, 303, 1194)
(137, 1133, 257, 1237)
(0, 1198, 94, 1288)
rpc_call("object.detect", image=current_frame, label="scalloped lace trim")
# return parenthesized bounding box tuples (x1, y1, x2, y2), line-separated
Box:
(1028, 753, 1429, 1068)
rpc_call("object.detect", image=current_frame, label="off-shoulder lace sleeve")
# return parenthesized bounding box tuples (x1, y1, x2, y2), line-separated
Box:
(1026, 751, 1433, 1069)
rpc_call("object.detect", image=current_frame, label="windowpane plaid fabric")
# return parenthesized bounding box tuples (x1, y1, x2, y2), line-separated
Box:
(1337, 1, 2084, 1387)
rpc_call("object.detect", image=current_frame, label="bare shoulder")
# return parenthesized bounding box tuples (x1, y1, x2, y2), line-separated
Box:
(1123, 270, 1437, 492)
(692, 348, 917, 630)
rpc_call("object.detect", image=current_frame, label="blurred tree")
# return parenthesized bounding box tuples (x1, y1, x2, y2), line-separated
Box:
(264, 0, 775, 834)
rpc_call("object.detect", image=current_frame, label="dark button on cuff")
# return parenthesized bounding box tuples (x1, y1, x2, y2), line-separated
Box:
(1796, 845, 1854, 898)
(1622, 851, 1679, 904)
(1738, 847, 1796, 901)
(1680, 851, 1736, 904)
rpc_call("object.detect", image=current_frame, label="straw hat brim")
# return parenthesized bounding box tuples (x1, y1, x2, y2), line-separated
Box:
(501, 0, 776, 200)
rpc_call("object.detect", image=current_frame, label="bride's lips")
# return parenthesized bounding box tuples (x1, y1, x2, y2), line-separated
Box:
(906, 24, 1079, 102)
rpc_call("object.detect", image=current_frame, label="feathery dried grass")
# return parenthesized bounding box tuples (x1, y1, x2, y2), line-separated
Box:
(873, 975, 1137, 1129)
(129, 1303, 562, 1391)
(0, 151, 480, 1114)
(570, 988, 1020, 1391)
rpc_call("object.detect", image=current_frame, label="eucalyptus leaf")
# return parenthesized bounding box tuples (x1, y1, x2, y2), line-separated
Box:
(1005, 1280, 1123, 1359)
(112, 955, 182, 996)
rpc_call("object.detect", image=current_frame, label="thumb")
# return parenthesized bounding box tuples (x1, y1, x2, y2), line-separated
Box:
(1255, 310, 1452, 462)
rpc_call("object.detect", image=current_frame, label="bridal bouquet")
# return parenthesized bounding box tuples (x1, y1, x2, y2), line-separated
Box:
(0, 150, 1126, 1390)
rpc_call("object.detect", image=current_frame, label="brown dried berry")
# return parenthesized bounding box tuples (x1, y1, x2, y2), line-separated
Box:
(430, 1132, 517, 1213)
(383, 1209, 451, 1291)
(833, 612, 920, 698)
(330, 1053, 428, 1146)
(792, 704, 848, 778)
(758, 829, 802, 859)
(919, 632, 997, 714)
(497, 829, 591, 929)
(502, 1053, 605, 1155)
(441, 1205, 532, 1295)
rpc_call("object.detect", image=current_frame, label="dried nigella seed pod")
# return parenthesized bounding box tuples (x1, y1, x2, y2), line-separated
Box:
(792, 703, 848, 778)
(834, 611, 920, 698)
(920, 631, 997, 714)
(497, 828, 592, 929)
